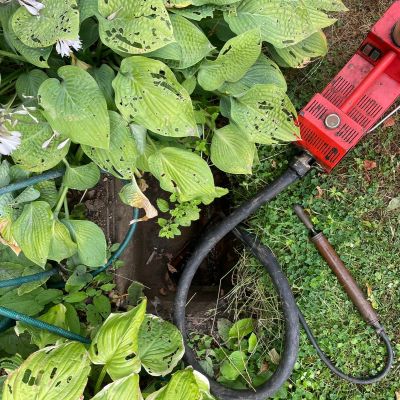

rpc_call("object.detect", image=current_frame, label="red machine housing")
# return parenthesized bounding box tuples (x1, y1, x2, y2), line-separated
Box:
(297, 1, 400, 172)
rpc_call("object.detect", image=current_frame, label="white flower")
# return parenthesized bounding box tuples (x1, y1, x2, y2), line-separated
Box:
(0, 125, 21, 155)
(56, 38, 82, 58)
(17, 0, 44, 16)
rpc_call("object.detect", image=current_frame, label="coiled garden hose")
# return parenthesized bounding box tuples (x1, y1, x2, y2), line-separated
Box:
(0, 169, 139, 344)
(174, 154, 394, 400)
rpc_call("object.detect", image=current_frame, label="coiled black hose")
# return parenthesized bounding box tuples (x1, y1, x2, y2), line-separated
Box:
(174, 154, 394, 399)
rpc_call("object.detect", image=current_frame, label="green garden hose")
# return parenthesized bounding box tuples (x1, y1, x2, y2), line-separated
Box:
(0, 170, 139, 344)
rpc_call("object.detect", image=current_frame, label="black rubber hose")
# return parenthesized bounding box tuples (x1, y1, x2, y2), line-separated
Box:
(174, 160, 308, 400)
(174, 156, 394, 399)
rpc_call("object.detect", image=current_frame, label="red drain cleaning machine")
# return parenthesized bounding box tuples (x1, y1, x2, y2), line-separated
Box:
(175, 3, 400, 399)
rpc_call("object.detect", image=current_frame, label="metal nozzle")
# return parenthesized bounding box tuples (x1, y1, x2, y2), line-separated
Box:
(293, 205, 318, 236)
(393, 20, 400, 47)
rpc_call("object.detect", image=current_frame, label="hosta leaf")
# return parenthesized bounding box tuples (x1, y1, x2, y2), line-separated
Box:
(91, 373, 142, 400)
(48, 219, 77, 262)
(35, 180, 58, 208)
(113, 56, 197, 138)
(119, 179, 158, 221)
(15, 304, 68, 348)
(224, 0, 331, 48)
(82, 111, 138, 179)
(11, 201, 53, 267)
(169, 5, 215, 21)
(137, 315, 184, 376)
(192, 0, 238, 4)
(230, 84, 299, 144)
(3, 342, 91, 400)
(149, 15, 214, 69)
(12, 0, 80, 48)
(11, 112, 69, 173)
(89, 299, 147, 380)
(16, 70, 48, 104)
(148, 147, 227, 204)
(269, 30, 328, 68)
(307, 0, 348, 11)
(0, 288, 44, 316)
(62, 219, 107, 267)
(78, 0, 98, 21)
(219, 54, 287, 96)
(0, 4, 52, 68)
(89, 64, 116, 110)
(63, 162, 100, 190)
(146, 369, 201, 400)
(97, 0, 174, 55)
(211, 124, 255, 174)
(13, 187, 40, 205)
(197, 29, 261, 91)
(38, 66, 110, 149)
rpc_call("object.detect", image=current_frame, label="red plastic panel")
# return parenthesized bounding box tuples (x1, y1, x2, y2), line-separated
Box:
(296, 1, 400, 172)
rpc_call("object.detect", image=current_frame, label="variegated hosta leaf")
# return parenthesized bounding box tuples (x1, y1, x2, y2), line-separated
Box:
(48, 219, 77, 262)
(38, 66, 110, 149)
(63, 162, 101, 190)
(149, 14, 214, 69)
(0, 4, 52, 68)
(3, 342, 91, 400)
(82, 111, 139, 179)
(61, 219, 106, 268)
(119, 179, 158, 222)
(224, 0, 334, 48)
(11, 112, 69, 173)
(230, 84, 300, 144)
(219, 54, 287, 96)
(197, 29, 261, 91)
(91, 373, 143, 400)
(12, 0, 80, 48)
(89, 299, 147, 380)
(113, 56, 197, 137)
(211, 124, 256, 174)
(270, 30, 328, 68)
(11, 201, 53, 268)
(148, 147, 228, 204)
(98, 0, 174, 55)
(146, 368, 201, 400)
(137, 315, 184, 376)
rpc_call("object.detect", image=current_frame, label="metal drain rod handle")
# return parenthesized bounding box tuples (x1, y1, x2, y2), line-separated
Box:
(294, 205, 380, 328)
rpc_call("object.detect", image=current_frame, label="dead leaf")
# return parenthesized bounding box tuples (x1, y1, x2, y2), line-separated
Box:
(269, 348, 281, 365)
(315, 186, 324, 198)
(363, 160, 377, 171)
(259, 361, 269, 373)
(167, 263, 178, 274)
(159, 287, 167, 296)
(383, 116, 396, 129)
(366, 283, 372, 298)
(0, 216, 21, 255)
(395, 391, 400, 400)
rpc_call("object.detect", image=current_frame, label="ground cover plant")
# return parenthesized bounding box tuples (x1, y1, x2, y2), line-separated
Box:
(190, 1, 400, 398)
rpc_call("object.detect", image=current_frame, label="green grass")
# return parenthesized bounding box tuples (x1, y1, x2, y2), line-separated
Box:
(225, 1, 400, 398)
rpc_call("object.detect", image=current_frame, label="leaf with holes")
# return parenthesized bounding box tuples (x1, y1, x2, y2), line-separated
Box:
(219, 54, 287, 96)
(269, 30, 328, 68)
(230, 84, 299, 144)
(48, 219, 77, 262)
(12, 0, 80, 48)
(137, 315, 184, 376)
(168, 5, 215, 21)
(82, 111, 138, 179)
(97, 0, 174, 55)
(198, 29, 261, 91)
(113, 56, 197, 137)
(61, 219, 106, 267)
(211, 124, 255, 174)
(11, 201, 53, 268)
(149, 14, 214, 69)
(89, 299, 147, 380)
(11, 112, 69, 173)
(38, 66, 110, 149)
(15, 304, 68, 349)
(224, 0, 334, 48)
(63, 162, 100, 190)
(92, 373, 142, 400)
(3, 342, 91, 400)
(0, 4, 52, 68)
(148, 147, 228, 204)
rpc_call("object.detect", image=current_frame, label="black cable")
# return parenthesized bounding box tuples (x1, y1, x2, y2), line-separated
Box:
(174, 154, 394, 399)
